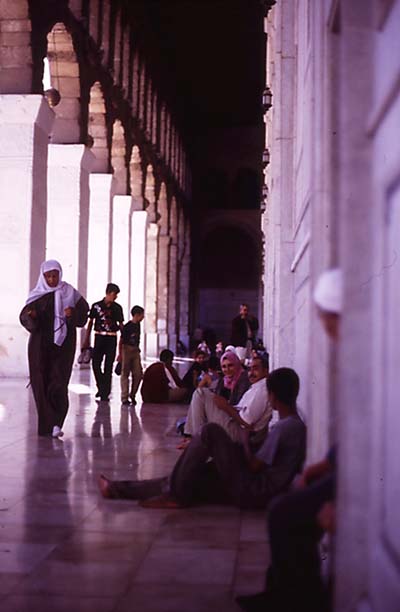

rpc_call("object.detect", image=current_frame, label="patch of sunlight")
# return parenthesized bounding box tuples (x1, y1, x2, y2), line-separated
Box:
(68, 383, 92, 395)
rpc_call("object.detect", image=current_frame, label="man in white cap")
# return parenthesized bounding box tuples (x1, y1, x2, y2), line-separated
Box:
(236, 268, 342, 612)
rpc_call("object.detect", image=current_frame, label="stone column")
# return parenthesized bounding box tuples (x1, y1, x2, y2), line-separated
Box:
(130, 210, 148, 311)
(0, 2, 32, 94)
(0, 95, 54, 376)
(145, 222, 159, 357)
(168, 197, 178, 352)
(47, 144, 94, 295)
(157, 183, 170, 349)
(87, 174, 114, 304)
(179, 224, 191, 351)
(111, 195, 132, 321)
(157, 235, 170, 350)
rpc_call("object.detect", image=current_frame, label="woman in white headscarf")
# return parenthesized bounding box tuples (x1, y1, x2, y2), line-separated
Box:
(19, 260, 89, 437)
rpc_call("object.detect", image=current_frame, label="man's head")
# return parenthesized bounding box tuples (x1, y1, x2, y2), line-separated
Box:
(239, 303, 249, 318)
(105, 282, 120, 303)
(193, 349, 207, 364)
(313, 268, 343, 340)
(160, 349, 174, 366)
(267, 367, 300, 411)
(248, 354, 269, 385)
(131, 305, 144, 322)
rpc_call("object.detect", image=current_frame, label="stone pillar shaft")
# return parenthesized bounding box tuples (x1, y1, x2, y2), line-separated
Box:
(88, 173, 114, 304)
(0, 95, 54, 376)
(47, 144, 94, 296)
(144, 223, 159, 357)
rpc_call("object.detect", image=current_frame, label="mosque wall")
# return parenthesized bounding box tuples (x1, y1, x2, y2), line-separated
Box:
(263, 1, 400, 610)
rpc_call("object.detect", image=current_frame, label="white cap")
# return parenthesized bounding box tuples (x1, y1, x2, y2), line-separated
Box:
(313, 268, 343, 314)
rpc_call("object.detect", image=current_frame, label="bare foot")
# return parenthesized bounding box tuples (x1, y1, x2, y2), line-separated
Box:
(139, 494, 183, 509)
(99, 474, 116, 499)
(176, 437, 191, 451)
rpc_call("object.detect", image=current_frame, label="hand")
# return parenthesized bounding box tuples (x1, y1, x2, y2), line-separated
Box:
(213, 395, 228, 411)
(64, 307, 73, 318)
(27, 309, 37, 319)
(317, 501, 336, 533)
(116, 354, 122, 362)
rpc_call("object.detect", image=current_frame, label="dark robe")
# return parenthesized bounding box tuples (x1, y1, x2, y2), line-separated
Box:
(141, 362, 184, 403)
(20, 292, 89, 436)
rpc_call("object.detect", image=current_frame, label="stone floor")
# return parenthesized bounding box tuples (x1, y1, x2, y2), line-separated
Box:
(0, 364, 269, 612)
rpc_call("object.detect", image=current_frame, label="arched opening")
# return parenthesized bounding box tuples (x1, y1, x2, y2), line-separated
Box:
(46, 22, 80, 143)
(197, 225, 261, 344)
(88, 81, 109, 173)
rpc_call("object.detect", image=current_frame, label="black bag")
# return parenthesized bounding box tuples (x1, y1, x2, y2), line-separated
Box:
(114, 361, 122, 376)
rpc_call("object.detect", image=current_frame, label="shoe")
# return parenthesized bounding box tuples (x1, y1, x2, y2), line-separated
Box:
(121, 400, 130, 406)
(130, 398, 137, 406)
(52, 425, 64, 438)
(95, 391, 100, 398)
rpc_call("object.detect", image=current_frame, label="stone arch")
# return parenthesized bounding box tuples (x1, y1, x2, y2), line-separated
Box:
(200, 167, 229, 209)
(199, 224, 260, 289)
(88, 81, 109, 173)
(197, 223, 261, 344)
(46, 22, 80, 143)
(111, 119, 127, 194)
(231, 166, 261, 209)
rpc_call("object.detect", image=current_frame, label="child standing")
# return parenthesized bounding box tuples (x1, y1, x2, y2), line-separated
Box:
(119, 305, 145, 405)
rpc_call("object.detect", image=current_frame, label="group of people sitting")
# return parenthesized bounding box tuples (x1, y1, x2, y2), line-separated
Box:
(99, 269, 342, 612)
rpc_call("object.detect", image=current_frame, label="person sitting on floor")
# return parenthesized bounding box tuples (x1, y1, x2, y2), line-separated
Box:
(181, 349, 208, 400)
(141, 349, 187, 403)
(99, 367, 306, 511)
(183, 353, 270, 444)
(236, 268, 342, 612)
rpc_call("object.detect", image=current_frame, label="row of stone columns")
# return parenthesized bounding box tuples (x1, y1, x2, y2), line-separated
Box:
(0, 94, 190, 377)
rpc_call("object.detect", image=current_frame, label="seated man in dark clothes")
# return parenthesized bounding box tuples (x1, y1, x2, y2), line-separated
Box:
(236, 268, 342, 612)
(99, 367, 306, 510)
(141, 349, 187, 403)
(181, 349, 208, 399)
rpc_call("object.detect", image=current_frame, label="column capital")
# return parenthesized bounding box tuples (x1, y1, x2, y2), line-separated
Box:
(48, 144, 95, 171)
(0, 95, 54, 133)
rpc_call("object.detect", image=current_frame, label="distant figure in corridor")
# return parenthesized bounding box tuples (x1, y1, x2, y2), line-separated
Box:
(82, 283, 124, 401)
(118, 305, 145, 406)
(141, 349, 187, 403)
(19, 260, 89, 438)
(231, 303, 259, 362)
(99, 367, 306, 510)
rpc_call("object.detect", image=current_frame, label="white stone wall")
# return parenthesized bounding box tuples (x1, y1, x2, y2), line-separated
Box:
(264, 0, 400, 609)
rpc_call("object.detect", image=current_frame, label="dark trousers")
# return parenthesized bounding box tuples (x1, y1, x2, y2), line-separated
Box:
(264, 475, 334, 612)
(92, 335, 117, 399)
(109, 423, 269, 509)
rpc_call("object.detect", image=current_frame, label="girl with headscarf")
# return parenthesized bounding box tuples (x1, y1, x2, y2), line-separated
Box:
(19, 260, 89, 437)
(180, 349, 250, 445)
(214, 350, 250, 405)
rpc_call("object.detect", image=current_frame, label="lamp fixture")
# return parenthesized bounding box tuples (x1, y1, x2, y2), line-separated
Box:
(262, 86, 273, 113)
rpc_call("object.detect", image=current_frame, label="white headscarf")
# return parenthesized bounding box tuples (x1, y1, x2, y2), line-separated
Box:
(26, 260, 81, 346)
(313, 268, 343, 314)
